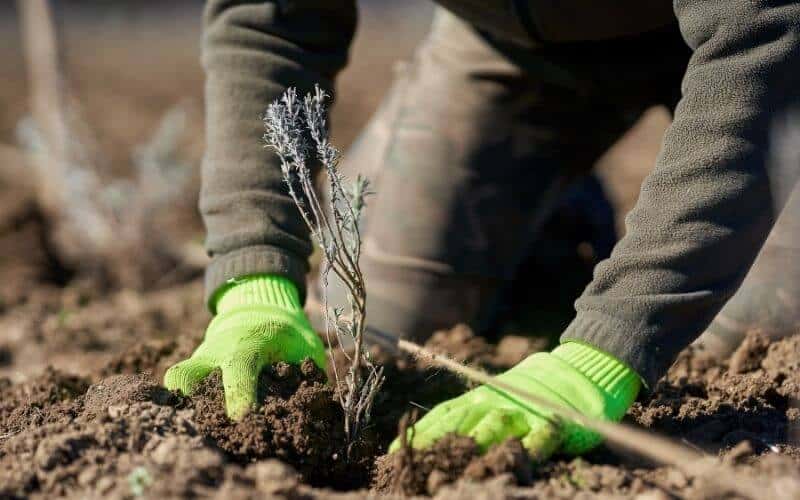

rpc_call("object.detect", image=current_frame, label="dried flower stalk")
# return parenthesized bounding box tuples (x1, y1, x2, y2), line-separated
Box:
(264, 86, 384, 447)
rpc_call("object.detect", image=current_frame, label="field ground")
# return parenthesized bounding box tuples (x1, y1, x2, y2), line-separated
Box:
(0, 3, 797, 499)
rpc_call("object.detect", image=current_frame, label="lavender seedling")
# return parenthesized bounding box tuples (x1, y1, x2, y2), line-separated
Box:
(264, 86, 384, 448)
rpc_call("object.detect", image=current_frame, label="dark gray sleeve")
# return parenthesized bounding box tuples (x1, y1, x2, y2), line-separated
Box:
(200, 0, 357, 310)
(562, 0, 800, 387)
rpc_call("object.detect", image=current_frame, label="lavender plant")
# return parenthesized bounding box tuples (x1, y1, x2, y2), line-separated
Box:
(264, 86, 384, 446)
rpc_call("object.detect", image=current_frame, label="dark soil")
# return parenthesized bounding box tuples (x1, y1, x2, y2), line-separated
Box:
(2, 313, 799, 499)
(374, 435, 534, 496)
(188, 360, 374, 490)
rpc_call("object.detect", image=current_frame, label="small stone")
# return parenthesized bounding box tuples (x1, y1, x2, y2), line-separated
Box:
(724, 440, 755, 464)
(191, 448, 224, 471)
(629, 477, 646, 494)
(77, 467, 99, 486)
(634, 490, 671, 500)
(252, 459, 299, 494)
(151, 437, 180, 465)
(426, 469, 449, 496)
(665, 468, 687, 488)
(108, 404, 128, 419)
(95, 476, 115, 494)
(272, 362, 292, 379)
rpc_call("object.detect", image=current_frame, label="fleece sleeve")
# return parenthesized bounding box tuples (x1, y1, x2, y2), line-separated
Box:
(200, 0, 357, 310)
(562, 0, 800, 387)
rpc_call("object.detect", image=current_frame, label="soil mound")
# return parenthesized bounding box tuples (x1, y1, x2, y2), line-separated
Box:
(189, 359, 375, 489)
(374, 436, 533, 496)
(0, 326, 799, 499)
(0, 368, 90, 432)
(631, 331, 800, 453)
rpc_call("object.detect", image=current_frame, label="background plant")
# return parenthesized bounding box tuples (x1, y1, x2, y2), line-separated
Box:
(15, 0, 201, 290)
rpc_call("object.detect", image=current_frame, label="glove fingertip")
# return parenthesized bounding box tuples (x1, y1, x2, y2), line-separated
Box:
(223, 385, 258, 421)
(226, 398, 254, 421)
(221, 358, 262, 421)
(521, 423, 562, 463)
(163, 359, 211, 396)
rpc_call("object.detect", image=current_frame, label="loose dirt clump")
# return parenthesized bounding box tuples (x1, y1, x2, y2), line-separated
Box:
(374, 435, 533, 496)
(81, 373, 178, 419)
(374, 434, 480, 496)
(630, 331, 798, 452)
(0, 368, 89, 432)
(99, 339, 179, 378)
(424, 324, 542, 370)
(189, 359, 377, 489)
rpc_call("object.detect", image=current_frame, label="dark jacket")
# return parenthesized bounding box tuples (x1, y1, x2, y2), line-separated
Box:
(199, 0, 800, 386)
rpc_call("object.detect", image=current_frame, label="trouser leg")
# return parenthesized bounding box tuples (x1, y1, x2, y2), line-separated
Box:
(311, 10, 688, 346)
(696, 180, 800, 357)
(313, 9, 563, 342)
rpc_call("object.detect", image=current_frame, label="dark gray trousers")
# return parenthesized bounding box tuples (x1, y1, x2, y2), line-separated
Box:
(313, 9, 689, 345)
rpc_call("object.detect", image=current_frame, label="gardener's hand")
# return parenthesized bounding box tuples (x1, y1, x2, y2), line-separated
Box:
(164, 275, 326, 420)
(390, 342, 641, 460)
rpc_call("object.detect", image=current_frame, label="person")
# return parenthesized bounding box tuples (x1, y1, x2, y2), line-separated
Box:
(164, 0, 800, 460)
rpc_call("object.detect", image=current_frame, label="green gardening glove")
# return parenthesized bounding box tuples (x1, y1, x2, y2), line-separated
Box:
(164, 275, 327, 419)
(390, 342, 641, 460)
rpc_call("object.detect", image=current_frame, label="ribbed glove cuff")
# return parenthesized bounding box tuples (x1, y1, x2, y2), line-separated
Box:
(214, 275, 303, 314)
(551, 341, 642, 418)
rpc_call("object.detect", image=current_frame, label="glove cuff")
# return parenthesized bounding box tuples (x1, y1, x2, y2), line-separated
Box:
(551, 341, 641, 419)
(214, 274, 303, 314)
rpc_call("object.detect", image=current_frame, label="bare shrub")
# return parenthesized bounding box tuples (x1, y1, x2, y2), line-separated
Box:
(264, 86, 384, 448)
(16, 104, 195, 289)
(15, 0, 199, 290)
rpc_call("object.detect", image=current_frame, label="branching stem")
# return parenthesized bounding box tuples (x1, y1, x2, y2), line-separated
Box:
(265, 86, 384, 450)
